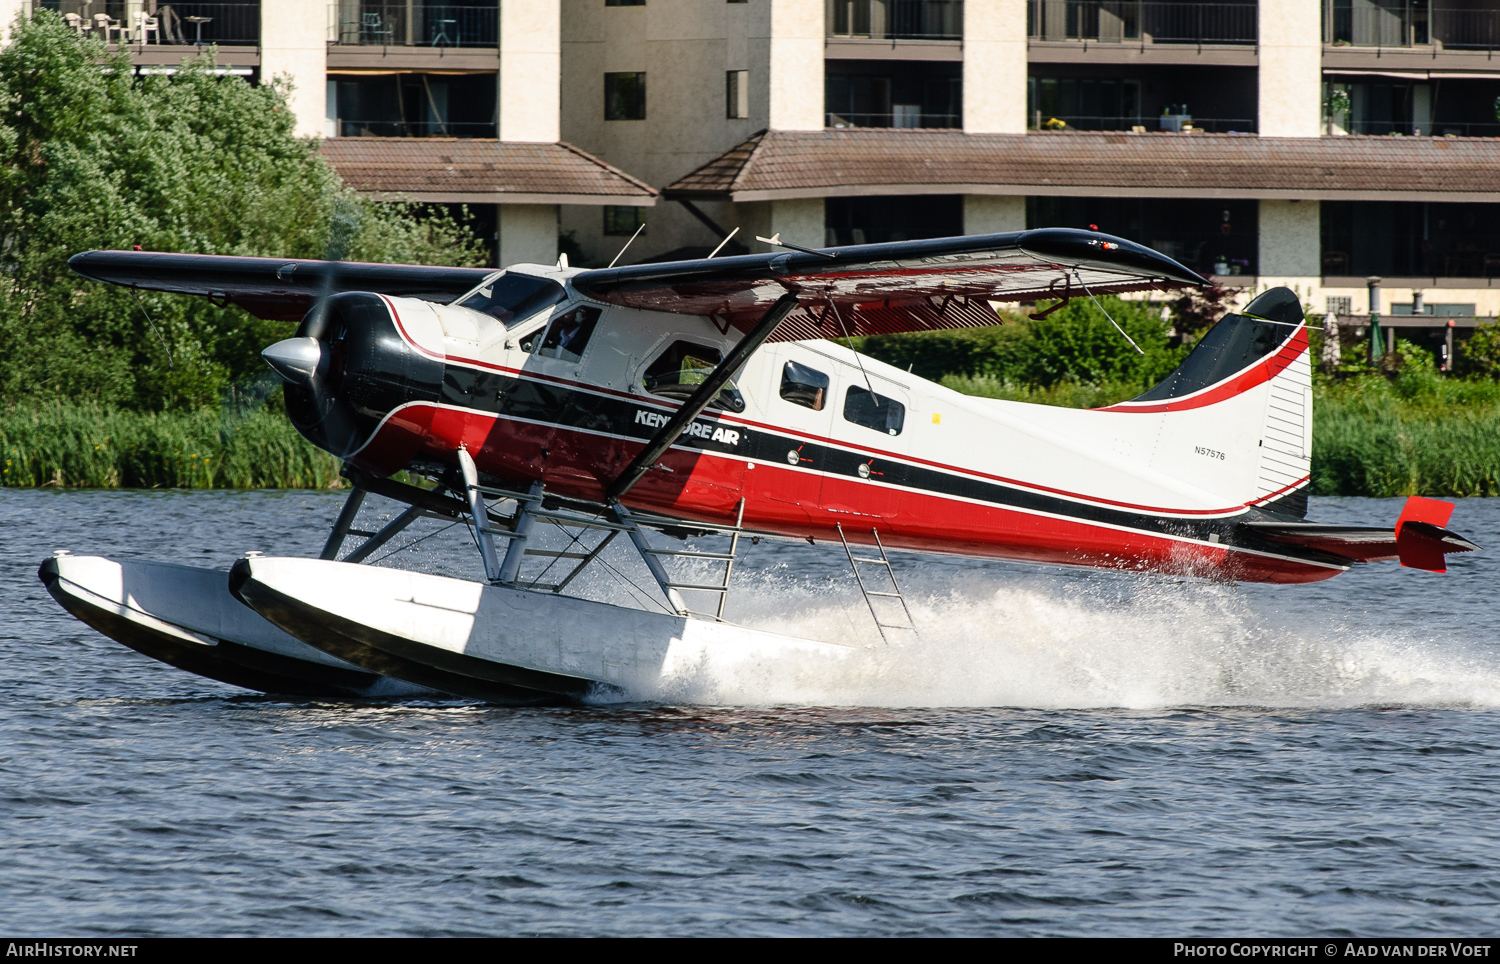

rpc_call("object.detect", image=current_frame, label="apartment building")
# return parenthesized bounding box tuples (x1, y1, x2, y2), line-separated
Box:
(14, 0, 1500, 332)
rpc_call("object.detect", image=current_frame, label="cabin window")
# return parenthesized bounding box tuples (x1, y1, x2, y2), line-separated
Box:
(843, 385, 904, 436)
(531, 306, 601, 363)
(779, 361, 829, 411)
(454, 272, 567, 326)
(642, 340, 746, 413)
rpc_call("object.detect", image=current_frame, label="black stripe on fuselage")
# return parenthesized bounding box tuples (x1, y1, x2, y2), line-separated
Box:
(437, 363, 1319, 563)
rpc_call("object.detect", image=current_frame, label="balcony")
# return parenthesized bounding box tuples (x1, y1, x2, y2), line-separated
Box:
(327, 2, 497, 48)
(826, 0, 963, 41)
(1325, 2, 1500, 50)
(826, 110, 961, 128)
(39, 2, 261, 45)
(1032, 113, 1257, 132)
(1028, 1, 1258, 45)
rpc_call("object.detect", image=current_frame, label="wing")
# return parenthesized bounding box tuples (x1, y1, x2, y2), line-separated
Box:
(68, 251, 494, 320)
(571, 227, 1206, 341)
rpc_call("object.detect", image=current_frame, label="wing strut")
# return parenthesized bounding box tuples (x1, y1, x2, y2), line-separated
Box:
(607, 291, 801, 500)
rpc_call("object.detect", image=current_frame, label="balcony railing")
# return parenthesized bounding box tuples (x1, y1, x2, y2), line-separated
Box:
(1432, 6, 1500, 50)
(1031, 113, 1257, 132)
(1325, 3, 1500, 50)
(327, 3, 497, 48)
(826, 0, 963, 41)
(335, 118, 496, 138)
(1028, 1, 1257, 45)
(40, 2, 262, 45)
(826, 111, 961, 128)
(1323, 0, 1428, 46)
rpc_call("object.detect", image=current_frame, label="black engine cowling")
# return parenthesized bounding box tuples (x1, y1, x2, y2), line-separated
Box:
(278, 292, 444, 460)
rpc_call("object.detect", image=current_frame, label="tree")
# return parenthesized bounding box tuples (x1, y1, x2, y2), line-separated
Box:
(0, 11, 485, 410)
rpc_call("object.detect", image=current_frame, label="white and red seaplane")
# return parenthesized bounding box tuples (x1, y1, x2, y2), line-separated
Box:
(41, 229, 1477, 703)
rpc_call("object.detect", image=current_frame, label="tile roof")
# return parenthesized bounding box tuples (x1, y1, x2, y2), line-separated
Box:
(663, 129, 1500, 202)
(320, 139, 658, 205)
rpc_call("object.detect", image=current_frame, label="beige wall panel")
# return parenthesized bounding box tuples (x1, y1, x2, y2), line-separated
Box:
(501, 0, 561, 142)
(500, 204, 560, 267)
(0, 0, 29, 42)
(963, 0, 1027, 133)
(964, 195, 1026, 235)
(1258, 199, 1320, 278)
(561, 0, 764, 261)
(1258, 0, 1321, 137)
(767, 0, 823, 130)
(261, 0, 326, 137)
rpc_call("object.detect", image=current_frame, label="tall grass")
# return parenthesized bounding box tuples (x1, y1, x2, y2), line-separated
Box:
(0, 402, 343, 489)
(1311, 374, 1500, 497)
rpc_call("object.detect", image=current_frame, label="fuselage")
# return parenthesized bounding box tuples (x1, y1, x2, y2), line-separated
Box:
(288, 265, 1336, 585)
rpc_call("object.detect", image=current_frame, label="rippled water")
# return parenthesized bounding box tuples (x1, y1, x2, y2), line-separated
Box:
(4, 489, 1500, 936)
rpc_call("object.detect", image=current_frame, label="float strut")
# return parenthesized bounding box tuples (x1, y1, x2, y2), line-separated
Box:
(497, 482, 543, 586)
(320, 485, 368, 560)
(610, 500, 690, 616)
(457, 446, 503, 582)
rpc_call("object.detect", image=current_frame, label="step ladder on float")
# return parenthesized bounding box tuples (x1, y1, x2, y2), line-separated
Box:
(835, 523, 918, 644)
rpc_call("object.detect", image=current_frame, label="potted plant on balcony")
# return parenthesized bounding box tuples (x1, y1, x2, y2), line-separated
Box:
(1325, 86, 1350, 136)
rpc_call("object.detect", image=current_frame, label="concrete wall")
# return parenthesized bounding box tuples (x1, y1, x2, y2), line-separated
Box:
(767, 0, 823, 131)
(963, 0, 1028, 133)
(733, 198, 825, 253)
(0, 0, 28, 43)
(501, 0, 561, 142)
(559, 0, 770, 262)
(499, 204, 560, 267)
(1258, 0, 1322, 138)
(260, 0, 327, 138)
(1258, 200, 1320, 278)
(964, 195, 1026, 235)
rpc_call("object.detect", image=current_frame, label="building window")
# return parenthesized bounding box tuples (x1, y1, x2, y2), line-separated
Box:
(726, 69, 750, 119)
(603, 206, 647, 236)
(825, 195, 962, 246)
(606, 0, 645, 6)
(605, 72, 647, 120)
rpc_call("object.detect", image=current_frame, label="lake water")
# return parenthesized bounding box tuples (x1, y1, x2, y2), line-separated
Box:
(3, 489, 1499, 936)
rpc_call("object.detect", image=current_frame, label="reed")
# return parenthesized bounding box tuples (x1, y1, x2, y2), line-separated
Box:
(0, 402, 343, 489)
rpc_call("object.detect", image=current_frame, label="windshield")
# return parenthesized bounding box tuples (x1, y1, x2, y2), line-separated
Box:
(453, 271, 567, 326)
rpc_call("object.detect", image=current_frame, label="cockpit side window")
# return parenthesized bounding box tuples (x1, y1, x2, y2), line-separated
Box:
(454, 271, 567, 326)
(779, 361, 829, 411)
(843, 385, 905, 436)
(642, 340, 746, 413)
(522, 306, 600, 363)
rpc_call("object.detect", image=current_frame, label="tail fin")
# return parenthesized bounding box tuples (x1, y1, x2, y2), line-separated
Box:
(1101, 288, 1311, 515)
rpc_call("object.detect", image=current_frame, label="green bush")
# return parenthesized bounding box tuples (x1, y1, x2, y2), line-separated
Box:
(0, 12, 486, 412)
(1455, 322, 1500, 380)
(858, 296, 1186, 391)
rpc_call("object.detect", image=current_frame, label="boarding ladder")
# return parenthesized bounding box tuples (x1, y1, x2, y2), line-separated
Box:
(835, 523, 918, 644)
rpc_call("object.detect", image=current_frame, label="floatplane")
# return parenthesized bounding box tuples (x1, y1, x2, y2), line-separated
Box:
(41, 229, 1478, 703)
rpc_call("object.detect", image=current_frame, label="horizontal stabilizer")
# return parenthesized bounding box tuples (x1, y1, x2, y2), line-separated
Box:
(1241, 496, 1478, 572)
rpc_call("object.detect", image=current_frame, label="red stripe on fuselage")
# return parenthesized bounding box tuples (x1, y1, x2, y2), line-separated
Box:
(1099, 327, 1309, 414)
(351, 402, 1338, 584)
